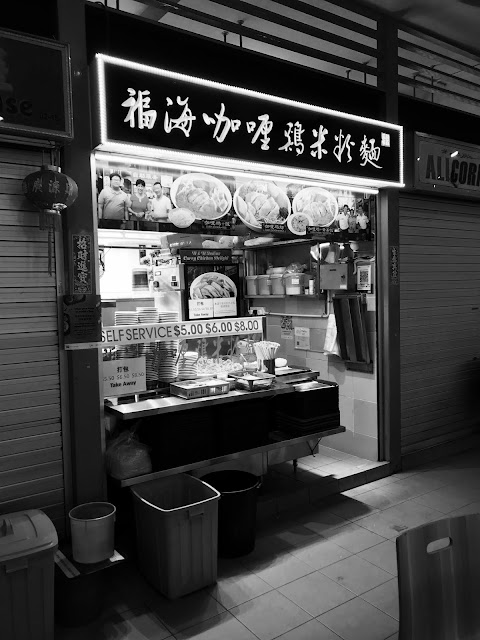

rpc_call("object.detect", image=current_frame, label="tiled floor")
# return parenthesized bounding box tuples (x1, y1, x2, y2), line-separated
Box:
(56, 446, 480, 640)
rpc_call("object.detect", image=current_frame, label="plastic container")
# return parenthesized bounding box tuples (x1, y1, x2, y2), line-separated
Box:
(270, 273, 286, 295)
(69, 502, 116, 564)
(246, 275, 258, 296)
(0, 509, 58, 640)
(203, 471, 261, 558)
(284, 272, 304, 295)
(131, 474, 220, 598)
(257, 275, 272, 296)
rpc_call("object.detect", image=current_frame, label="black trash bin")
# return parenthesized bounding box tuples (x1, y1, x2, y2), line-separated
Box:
(203, 470, 261, 558)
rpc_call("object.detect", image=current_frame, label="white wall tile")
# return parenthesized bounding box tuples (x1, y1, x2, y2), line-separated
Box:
(354, 399, 378, 437)
(353, 371, 377, 403)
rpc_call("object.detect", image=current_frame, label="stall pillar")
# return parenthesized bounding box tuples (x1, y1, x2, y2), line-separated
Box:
(57, 0, 106, 503)
(377, 16, 401, 468)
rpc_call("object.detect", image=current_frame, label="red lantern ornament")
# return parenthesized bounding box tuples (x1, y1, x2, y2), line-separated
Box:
(22, 165, 78, 275)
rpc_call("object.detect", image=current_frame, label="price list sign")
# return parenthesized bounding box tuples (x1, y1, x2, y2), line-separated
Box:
(103, 357, 146, 397)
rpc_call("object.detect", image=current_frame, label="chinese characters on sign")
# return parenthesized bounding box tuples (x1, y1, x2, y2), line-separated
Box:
(121, 88, 387, 168)
(101, 55, 402, 184)
(72, 234, 92, 294)
(103, 357, 147, 397)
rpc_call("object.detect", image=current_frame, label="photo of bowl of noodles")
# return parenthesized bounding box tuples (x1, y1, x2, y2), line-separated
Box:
(233, 180, 290, 231)
(292, 187, 338, 227)
(190, 272, 237, 299)
(171, 173, 232, 220)
(287, 212, 314, 236)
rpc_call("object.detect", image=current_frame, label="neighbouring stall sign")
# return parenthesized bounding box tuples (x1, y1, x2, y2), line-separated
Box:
(414, 132, 480, 197)
(0, 29, 72, 140)
(96, 54, 403, 187)
(294, 326, 311, 350)
(103, 357, 146, 396)
(63, 294, 102, 345)
(72, 234, 93, 294)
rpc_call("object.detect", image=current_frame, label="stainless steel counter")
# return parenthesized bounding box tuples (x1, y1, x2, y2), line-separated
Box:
(106, 379, 297, 421)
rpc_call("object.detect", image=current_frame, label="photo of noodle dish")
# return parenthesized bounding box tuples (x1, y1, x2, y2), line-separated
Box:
(190, 272, 237, 299)
(171, 173, 232, 220)
(233, 180, 290, 231)
(287, 212, 314, 236)
(292, 187, 338, 227)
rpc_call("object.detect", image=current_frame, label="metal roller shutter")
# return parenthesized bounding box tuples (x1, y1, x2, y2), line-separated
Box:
(399, 193, 480, 457)
(0, 146, 66, 536)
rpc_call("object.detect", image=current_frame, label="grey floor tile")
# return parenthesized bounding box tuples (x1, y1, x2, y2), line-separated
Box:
(275, 619, 342, 640)
(149, 590, 226, 635)
(209, 569, 273, 609)
(278, 570, 356, 616)
(450, 500, 480, 517)
(103, 609, 172, 640)
(412, 485, 480, 514)
(380, 500, 445, 530)
(385, 634, 399, 640)
(321, 495, 380, 522)
(320, 555, 392, 595)
(319, 461, 365, 479)
(357, 540, 398, 575)
(355, 513, 407, 539)
(273, 523, 321, 549)
(175, 611, 258, 640)
(243, 549, 315, 588)
(356, 487, 408, 511)
(230, 590, 312, 640)
(318, 598, 398, 640)
(289, 538, 352, 570)
(321, 522, 386, 553)
(297, 454, 341, 469)
(361, 578, 399, 620)
(302, 508, 348, 536)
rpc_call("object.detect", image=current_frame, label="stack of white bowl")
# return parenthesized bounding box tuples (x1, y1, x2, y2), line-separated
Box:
(114, 311, 138, 359)
(157, 312, 179, 383)
(177, 351, 199, 380)
(137, 307, 159, 387)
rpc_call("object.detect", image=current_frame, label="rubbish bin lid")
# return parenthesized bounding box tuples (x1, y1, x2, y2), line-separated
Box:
(0, 509, 58, 563)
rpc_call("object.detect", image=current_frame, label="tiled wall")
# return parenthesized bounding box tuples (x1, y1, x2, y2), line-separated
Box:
(265, 294, 378, 461)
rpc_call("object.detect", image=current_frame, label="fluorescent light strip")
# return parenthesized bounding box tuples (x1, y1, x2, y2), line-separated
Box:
(97, 142, 397, 190)
(95, 53, 404, 189)
(94, 151, 379, 195)
(96, 53, 402, 132)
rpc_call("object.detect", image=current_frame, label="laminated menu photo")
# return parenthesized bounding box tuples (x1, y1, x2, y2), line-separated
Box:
(184, 264, 240, 320)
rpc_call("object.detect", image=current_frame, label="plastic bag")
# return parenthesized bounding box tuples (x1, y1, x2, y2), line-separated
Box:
(324, 314, 341, 357)
(105, 430, 152, 480)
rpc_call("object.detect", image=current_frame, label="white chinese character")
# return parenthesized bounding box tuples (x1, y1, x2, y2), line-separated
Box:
(246, 114, 273, 150)
(32, 177, 42, 192)
(333, 129, 355, 163)
(278, 121, 305, 156)
(164, 96, 196, 138)
(122, 88, 157, 130)
(202, 103, 241, 143)
(49, 178, 60, 194)
(76, 236, 88, 251)
(310, 125, 328, 159)
(360, 136, 382, 169)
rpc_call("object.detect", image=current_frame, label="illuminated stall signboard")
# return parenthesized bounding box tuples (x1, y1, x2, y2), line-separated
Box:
(95, 54, 404, 189)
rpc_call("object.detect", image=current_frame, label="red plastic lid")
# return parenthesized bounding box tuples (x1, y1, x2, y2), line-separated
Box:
(0, 509, 58, 563)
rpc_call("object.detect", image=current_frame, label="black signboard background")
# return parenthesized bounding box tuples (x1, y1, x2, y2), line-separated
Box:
(0, 29, 72, 140)
(100, 60, 401, 185)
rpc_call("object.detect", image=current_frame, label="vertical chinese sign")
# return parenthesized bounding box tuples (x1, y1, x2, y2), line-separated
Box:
(63, 234, 101, 346)
(72, 234, 93, 294)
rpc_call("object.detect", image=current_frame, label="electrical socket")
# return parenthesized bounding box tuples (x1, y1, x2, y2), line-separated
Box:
(249, 306, 266, 315)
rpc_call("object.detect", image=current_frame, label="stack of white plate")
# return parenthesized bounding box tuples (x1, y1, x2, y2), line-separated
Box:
(137, 307, 159, 324)
(158, 312, 179, 323)
(178, 351, 199, 380)
(136, 308, 159, 386)
(114, 311, 138, 359)
(157, 340, 179, 383)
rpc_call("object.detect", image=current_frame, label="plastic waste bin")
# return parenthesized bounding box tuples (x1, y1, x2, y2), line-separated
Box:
(131, 474, 220, 599)
(203, 471, 261, 558)
(69, 502, 116, 564)
(0, 509, 58, 640)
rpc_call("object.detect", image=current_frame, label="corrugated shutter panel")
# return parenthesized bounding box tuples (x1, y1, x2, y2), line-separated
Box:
(0, 147, 65, 535)
(399, 194, 480, 457)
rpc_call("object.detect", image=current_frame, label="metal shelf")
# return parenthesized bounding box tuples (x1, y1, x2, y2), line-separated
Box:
(246, 294, 317, 299)
(119, 425, 346, 487)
